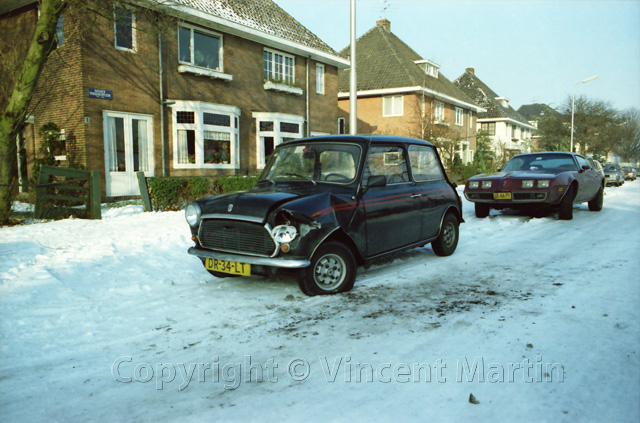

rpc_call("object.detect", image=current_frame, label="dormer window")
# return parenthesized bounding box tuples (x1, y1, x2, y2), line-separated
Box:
(414, 59, 440, 78)
(496, 97, 510, 108)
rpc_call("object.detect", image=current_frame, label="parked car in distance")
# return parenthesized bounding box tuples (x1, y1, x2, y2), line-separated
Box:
(464, 152, 604, 220)
(603, 163, 624, 186)
(621, 166, 637, 181)
(185, 135, 463, 296)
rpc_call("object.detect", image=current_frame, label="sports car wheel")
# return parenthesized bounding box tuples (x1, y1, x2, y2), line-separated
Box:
(559, 185, 575, 220)
(298, 242, 356, 296)
(432, 213, 459, 256)
(475, 203, 490, 218)
(588, 186, 603, 212)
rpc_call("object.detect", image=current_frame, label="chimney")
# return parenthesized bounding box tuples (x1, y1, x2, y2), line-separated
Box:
(376, 18, 391, 32)
(466, 67, 475, 75)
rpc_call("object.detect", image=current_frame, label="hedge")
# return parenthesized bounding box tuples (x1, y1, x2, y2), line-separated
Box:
(146, 175, 258, 211)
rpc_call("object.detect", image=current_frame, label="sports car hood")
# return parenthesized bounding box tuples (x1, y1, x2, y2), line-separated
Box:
(470, 170, 562, 180)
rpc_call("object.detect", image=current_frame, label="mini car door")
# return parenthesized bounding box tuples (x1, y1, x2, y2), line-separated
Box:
(361, 145, 421, 257)
(407, 144, 449, 240)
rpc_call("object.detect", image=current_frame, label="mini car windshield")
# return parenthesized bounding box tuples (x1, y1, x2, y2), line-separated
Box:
(502, 154, 578, 171)
(259, 142, 362, 185)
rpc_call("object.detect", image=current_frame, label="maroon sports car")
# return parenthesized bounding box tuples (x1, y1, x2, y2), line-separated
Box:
(464, 152, 604, 220)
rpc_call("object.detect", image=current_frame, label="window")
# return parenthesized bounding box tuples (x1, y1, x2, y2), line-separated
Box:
(171, 101, 241, 169)
(455, 107, 463, 126)
(469, 111, 473, 128)
(253, 112, 304, 168)
(434, 101, 445, 122)
(316, 64, 325, 94)
(481, 122, 496, 136)
(179, 25, 222, 71)
(408, 145, 444, 182)
(363, 146, 409, 185)
(383, 95, 403, 117)
(114, 5, 136, 52)
(338, 117, 345, 134)
(55, 14, 64, 46)
(264, 49, 295, 84)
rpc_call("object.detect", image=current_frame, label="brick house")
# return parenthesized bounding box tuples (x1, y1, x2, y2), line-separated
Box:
(0, 0, 348, 197)
(337, 19, 485, 165)
(454, 68, 537, 161)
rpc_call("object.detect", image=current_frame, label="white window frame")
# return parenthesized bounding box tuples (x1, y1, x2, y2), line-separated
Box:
(264, 48, 295, 84)
(455, 107, 463, 126)
(469, 111, 473, 128)
(382, 95, 403, 117)
(178, 24, 227, 77)
(434, 101, 445, 122)
(114, 5, 136, 53)
(170, 101, 241, 170)
(316, 63, 325, 94)
(253, 112, 304, 169)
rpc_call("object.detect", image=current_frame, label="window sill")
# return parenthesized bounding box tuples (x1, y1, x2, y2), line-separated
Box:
(264, 80, 303, 95)
(178, 64, 233, 81)
(435, 121, 449, 127)
(174, 163, 238, 170)
(54, 155, 67, 161)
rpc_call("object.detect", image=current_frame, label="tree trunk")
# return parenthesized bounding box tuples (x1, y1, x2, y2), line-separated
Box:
(0, 0, 66, 223)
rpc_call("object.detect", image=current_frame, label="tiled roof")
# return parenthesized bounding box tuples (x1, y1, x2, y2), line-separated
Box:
(517, 103, 560, 121)
(454, 70, 533, 126)
(337, 24, 478, 107)
(169, 0, 338, 55)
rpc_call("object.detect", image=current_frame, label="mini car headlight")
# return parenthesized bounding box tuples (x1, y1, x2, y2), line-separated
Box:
(272, 225, 297, 244)
(469, 181, 479, 189)
(185, 203, 202, 226)
(537, 180, 550, 188)
(521, 180, 534, 188)
(482, 180, 492, 189)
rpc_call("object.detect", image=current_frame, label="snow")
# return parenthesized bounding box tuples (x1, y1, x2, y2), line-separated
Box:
(1, 183, 639, 422)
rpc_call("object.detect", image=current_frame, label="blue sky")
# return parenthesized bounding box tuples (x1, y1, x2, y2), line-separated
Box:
(273, 0, 640, 112)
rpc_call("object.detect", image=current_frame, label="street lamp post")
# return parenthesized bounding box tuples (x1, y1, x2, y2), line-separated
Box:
(570, 75, 599, 152)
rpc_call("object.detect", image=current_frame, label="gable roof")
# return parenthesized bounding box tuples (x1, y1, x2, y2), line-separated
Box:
(517, 103, 560, 121)
(454, 69, 535, 128)
(337, 23, 483, 111)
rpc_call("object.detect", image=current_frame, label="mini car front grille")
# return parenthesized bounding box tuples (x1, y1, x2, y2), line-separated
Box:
(198, 219, 276, 257)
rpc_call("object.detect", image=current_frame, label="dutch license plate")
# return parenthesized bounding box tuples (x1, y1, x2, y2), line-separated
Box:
(493, 192, 512, 200)
(205, 258, 250, 276)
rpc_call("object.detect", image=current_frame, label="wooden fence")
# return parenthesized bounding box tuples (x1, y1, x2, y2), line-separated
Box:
(35, 165, 101, 220)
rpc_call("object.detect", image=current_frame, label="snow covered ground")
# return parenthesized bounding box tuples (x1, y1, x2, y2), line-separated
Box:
(1, 182, 639, 423)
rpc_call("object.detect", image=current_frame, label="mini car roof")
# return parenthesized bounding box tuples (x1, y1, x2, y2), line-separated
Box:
(289, 134, 435, 147)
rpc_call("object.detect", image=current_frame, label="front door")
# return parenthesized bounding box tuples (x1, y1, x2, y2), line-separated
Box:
(103, 111, 154, 196)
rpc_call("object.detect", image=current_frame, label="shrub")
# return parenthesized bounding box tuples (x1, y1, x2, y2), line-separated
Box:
(146, 176, 258, 211)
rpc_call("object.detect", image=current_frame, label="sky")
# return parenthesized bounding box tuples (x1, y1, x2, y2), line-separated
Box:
(273, 0, 640, 113)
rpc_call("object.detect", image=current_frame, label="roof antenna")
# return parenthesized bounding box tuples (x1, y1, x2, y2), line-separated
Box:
(381, 0, 389, 19)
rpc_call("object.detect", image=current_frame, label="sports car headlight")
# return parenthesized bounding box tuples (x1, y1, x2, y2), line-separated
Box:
(272, 225, 297, 243)
(185, 203, 202, 226)
(537, 180, 550, 188)
(469, 181, 479, 189)
(521, 180, 534, 188)
(482, 180, 493, 189)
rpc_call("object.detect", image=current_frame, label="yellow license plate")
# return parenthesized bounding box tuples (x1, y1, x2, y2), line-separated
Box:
(204, 258, 250, 276)
(493, 192, 512, 200)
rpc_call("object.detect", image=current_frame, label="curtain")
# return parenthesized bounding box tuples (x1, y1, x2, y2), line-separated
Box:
(177, 130, 188, 164)
(108, 117, 117, 172)
(137, 120, 148, 171)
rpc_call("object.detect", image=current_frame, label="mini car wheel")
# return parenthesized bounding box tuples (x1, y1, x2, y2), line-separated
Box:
(432, 213, 459, 256)
(475, 203, 490, 218)
(298, 241, 356, 296)
(588, 186, 604, 212)
(558, 185, 575, 220)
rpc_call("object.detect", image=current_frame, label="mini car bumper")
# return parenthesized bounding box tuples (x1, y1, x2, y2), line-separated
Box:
(188, 247, 310, 269)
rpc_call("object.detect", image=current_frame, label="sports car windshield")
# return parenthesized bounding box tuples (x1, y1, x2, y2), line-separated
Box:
(502, 154, 578, 172)
(259, 142, 362, 185)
